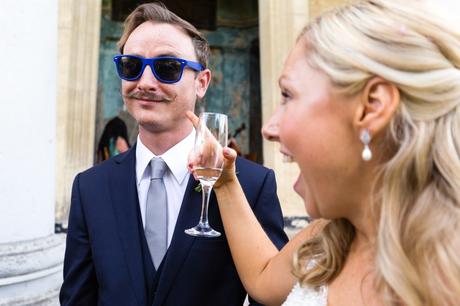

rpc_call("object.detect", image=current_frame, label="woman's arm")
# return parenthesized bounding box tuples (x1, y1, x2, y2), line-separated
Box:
(215, 148, 323, 305)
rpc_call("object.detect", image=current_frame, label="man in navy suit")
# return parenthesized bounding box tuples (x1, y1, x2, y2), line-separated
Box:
(60, 2, 288, 305)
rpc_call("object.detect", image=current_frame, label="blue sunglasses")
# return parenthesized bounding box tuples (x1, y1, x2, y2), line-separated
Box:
(113, 55, 204, 84)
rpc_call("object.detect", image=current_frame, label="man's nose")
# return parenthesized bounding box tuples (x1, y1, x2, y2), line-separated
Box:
(261, 114, 280, 142)
(136, 65, 160, 90)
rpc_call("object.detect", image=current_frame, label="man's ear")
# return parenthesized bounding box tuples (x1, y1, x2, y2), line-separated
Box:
(354, 77, 400, 136)
(195, 69, 211, 99)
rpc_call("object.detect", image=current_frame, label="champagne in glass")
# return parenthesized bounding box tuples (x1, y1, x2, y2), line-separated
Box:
(193, 167, 222, 184)
(185, 112, 228, 237)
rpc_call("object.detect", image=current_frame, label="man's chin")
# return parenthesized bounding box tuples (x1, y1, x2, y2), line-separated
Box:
(131, 110, 159, 124)
(138, 121, 167, 133)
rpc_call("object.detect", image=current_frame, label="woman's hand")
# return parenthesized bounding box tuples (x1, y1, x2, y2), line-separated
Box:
(185, 111, 238, 188)
(214, 146, 238, 189)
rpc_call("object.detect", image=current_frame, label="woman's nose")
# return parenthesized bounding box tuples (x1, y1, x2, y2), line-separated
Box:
(262, 113, 280, 142)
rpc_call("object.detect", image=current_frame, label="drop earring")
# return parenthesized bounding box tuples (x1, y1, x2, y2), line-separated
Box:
(360, 129, 372, 161)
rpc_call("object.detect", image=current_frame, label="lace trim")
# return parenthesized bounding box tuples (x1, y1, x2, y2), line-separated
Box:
(282, 283, 328, 306)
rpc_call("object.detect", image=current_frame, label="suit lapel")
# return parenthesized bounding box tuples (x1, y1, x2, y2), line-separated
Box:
(153, 176, 202, 306)
(109, 145, 147, 306)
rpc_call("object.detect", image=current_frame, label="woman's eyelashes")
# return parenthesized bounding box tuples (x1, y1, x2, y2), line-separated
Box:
(281, 91, 291, 105)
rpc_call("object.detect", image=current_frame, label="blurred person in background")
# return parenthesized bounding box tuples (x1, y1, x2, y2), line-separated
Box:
(96, 116, 130, 163)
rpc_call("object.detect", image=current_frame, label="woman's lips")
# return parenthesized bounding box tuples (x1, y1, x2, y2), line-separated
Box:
(282, 154, 293, 163)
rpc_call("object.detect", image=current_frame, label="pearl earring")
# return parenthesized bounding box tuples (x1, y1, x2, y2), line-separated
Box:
(360, 129, 372, 161)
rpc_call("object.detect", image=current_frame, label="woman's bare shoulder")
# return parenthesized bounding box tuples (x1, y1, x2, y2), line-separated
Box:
(293, 219, 329, 243)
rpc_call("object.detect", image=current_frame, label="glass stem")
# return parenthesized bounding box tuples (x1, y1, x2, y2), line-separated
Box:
(199, 183, 213, 226)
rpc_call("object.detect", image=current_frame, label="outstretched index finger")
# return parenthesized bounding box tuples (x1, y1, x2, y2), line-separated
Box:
(185, 111, 200, 129)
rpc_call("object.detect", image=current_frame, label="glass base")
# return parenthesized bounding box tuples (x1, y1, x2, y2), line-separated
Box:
(184, 223, 221, 237)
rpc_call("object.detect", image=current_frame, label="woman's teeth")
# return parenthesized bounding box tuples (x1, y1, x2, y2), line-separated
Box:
(282, 154, 294, 163)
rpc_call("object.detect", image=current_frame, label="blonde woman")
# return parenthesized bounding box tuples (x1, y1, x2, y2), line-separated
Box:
(188, 0, 460, 305)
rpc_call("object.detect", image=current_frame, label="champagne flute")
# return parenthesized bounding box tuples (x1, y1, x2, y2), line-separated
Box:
(185, 112, 228, 237)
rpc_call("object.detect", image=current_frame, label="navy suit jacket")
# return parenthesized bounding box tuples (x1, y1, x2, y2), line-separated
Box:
(60, 145, 288, 306)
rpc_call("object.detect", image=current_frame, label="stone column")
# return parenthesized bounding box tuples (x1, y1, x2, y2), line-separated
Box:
(309, 0, 349, 18)
(0, 0, 65, 304)
(258, 0, 309, 220)
(55, 0, 102, 226)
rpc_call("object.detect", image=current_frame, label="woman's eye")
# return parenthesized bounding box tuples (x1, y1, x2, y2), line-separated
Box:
(281, 91, 290, 104)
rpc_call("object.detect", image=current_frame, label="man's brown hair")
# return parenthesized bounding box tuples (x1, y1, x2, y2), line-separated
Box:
(117, 2, 210, 68)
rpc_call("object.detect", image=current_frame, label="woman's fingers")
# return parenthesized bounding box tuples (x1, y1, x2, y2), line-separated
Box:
(214, 147, 238, 189)
(222, 147, 237, 170)
(185, 111, 200, 128)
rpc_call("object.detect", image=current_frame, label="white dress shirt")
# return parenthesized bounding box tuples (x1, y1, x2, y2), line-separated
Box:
(136, 130, 194, 246)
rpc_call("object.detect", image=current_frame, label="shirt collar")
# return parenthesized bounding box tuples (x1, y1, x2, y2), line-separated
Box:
(136, 130, 195, 185)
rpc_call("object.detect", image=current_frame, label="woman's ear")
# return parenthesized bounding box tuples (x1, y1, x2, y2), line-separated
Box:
(195, 69, 211, 99)
(354, 77, 400, 136)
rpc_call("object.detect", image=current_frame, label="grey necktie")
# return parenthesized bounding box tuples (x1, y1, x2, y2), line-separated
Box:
(145, 157, 168, 269)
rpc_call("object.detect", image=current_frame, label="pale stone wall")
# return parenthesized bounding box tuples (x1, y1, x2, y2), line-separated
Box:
(55, 0, 102, 225)
(309, 0, 351, 18)
(259, 0, 348, 218)
(258, 0, 310, 218)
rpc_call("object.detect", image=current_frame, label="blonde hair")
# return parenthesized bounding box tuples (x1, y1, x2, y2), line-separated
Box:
(293, 1, 460, 305)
